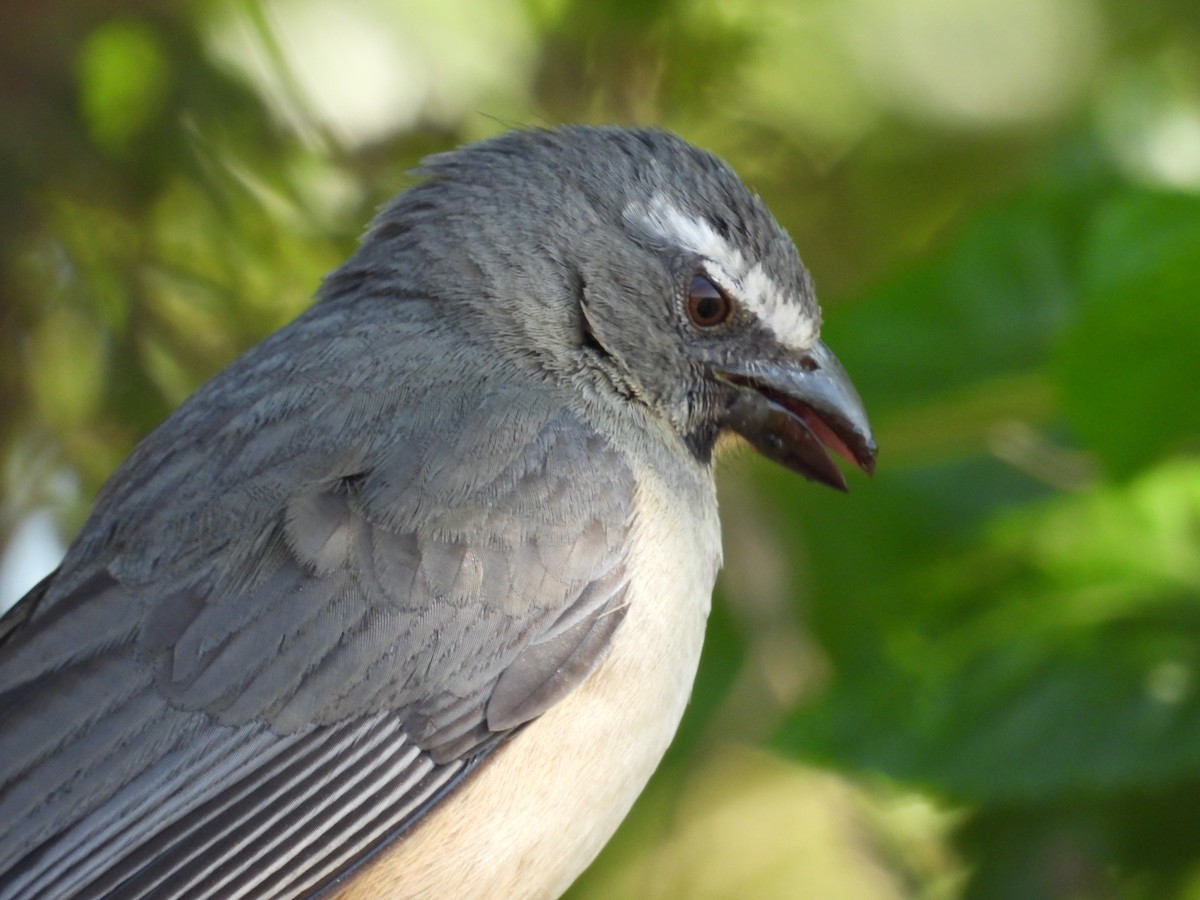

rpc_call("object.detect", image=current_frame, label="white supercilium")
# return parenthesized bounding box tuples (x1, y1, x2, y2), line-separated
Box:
(632, 195, 818, 350)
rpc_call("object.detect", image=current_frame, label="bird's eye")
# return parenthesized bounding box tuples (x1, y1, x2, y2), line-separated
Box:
(686, 276, 734, 328)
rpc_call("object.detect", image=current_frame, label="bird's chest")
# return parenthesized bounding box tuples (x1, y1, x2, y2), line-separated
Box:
(337, 465, 721, 900)
(601, 464, 723, 763)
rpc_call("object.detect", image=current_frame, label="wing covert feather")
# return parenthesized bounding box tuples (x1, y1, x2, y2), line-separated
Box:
(0, 322, 637, 898)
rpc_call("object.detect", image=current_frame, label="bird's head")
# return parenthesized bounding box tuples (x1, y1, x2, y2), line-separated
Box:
(332, 126, 876, 490)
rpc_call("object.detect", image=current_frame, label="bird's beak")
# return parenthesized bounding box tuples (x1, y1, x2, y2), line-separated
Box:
(715, 340, 876, 491)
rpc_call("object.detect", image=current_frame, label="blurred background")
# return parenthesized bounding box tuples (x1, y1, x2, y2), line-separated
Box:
(2, 0, 1199, 896)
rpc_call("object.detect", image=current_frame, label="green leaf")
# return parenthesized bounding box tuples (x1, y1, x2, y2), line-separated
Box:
(1056, 190, 1200, 477)
(77, 20, 171, 155)
(776, 459, 1200, 801)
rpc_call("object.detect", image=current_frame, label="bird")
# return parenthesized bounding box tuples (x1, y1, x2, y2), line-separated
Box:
(0, 125, 875, 899)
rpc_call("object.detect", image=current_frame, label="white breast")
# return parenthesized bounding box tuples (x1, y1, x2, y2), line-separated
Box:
(334, 460, 721, 899)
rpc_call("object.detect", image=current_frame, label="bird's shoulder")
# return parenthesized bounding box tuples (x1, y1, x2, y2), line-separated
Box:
(0, 307, 652, 898)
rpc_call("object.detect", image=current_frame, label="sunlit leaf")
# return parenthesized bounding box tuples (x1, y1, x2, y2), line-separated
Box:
(77, 20, 171, 155)
(778, 459, 1200, 800)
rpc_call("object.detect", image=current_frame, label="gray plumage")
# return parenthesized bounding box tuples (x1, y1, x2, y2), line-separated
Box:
(0, 126, 874, 899)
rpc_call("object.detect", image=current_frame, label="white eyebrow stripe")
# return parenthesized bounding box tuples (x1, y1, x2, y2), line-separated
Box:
(741, 262, 818, 349)
(632, 195, 818, 350)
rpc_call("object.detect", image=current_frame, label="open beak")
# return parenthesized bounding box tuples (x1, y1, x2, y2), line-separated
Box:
(715, 340, 876, 491)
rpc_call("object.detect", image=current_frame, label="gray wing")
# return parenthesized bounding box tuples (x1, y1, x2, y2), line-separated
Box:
(0, 310, 635, 899)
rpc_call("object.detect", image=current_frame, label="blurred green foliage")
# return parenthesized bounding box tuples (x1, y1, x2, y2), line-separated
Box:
(2, 0, 1199, 897)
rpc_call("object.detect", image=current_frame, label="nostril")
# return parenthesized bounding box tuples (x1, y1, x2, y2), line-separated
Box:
(800, 355, 820, 372)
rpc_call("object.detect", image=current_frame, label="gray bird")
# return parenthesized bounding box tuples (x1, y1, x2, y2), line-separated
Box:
(0, 126, 874, 899)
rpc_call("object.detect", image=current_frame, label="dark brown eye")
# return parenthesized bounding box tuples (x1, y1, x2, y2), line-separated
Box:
(686, 275, 734, 328)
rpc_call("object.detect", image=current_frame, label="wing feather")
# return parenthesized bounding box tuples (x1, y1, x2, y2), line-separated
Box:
(0, 320, 635, 898)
